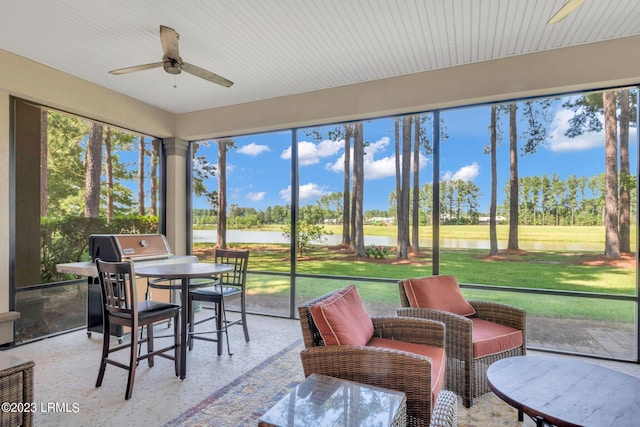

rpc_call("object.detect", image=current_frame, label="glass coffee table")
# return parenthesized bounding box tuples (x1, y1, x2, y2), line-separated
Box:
(258, 373, 406, 427)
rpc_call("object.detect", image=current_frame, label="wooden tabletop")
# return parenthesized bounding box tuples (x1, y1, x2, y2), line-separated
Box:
(487, 356, 640, 427)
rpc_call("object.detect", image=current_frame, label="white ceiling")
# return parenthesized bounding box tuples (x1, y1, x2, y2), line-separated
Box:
(1, 0, 639, 114)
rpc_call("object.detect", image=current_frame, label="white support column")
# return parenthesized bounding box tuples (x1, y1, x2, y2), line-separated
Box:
(163, 137, 189, 256)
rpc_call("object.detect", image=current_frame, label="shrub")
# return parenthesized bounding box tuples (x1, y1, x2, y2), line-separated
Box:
(365, 245, 389, 259)
(281, 220, 332, 256)
(41, 215, 159, 282)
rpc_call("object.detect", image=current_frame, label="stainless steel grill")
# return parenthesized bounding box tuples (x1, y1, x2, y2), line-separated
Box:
(88, 234, 173, 262)
(57, 234, 197, 341)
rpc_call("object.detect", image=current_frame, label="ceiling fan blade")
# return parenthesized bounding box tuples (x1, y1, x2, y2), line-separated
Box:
(182, 62, 234, 87)
(160, 25, 180, 59)
(109, 25, 234, 87)
(547, 0, 585, 24)
(109, 62, 163, 75)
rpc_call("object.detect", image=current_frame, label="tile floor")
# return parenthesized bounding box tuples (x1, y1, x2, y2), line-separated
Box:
(3, 312, 302, 426)
(2, 311, 640, 427)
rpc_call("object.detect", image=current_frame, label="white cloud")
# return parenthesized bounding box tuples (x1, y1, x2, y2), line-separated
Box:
(246, 191, 266, 201)
(442, 162, 479, 182)
(279, 183, 327, 202)
(327, 154, 346, 173)
(365, 155, 397, 179)
(316, 139, 344, 156)
(279, 186, 291, 201)
(363, 137, 393, 179)
(238, 142, 270, 156)
(326, 136, 428, 180)
(547, 108, 603, 152)
(281, 139, 343, 166)
(547, 107, 639, 152)
(300, 183, 327, 200)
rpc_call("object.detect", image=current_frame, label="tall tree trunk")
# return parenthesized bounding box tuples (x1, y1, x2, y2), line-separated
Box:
(150, 138, 159, 216)
(104, 128, 113, 222)
(603, 90, 620, 258)
(394, 118, 401, 254)
(350, 192, 356, 246)
(397, 116, 412, 259)
(618, 89, 630, 253)
(84, 122, 103, 218)
(217, 139, 229, 249)
(40, 109, 48, 217)
(342, 123, 351, 246)
(137, 135, 145, 215)
(489, 105, 499, 255)
(352, 122, 365, 256)
(507, 103, 519, 250)
(412, 114, 420, 252)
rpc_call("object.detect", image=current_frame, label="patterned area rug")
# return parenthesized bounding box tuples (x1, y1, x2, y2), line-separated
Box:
(164, 339, 306, 427)
(458, 394, 536, 427)
(165, 339, 535, 426)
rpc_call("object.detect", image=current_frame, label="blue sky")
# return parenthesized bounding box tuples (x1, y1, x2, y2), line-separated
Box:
(193, 92, 638, 214)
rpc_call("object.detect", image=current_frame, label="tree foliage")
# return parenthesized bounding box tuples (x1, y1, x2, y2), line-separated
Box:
(192, 141, 218, 210)
(43, 215, 158, 282)
(562, 89, 638, 257)
(40, 109, 159, 282)
(281, 220, 332, 256)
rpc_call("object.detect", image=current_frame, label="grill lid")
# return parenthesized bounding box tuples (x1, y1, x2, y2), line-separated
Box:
(89, 234, 173, 262)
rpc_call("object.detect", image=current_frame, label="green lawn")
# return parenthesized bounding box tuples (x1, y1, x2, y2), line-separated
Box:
(195, 224, 637, 322)
(253, 223, 636, 246)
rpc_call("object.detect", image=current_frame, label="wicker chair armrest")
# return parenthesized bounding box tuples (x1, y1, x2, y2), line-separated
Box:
(468, 300, 526, 332)
(397, 307, 472, 361)
(430, 390, 458, 427)
(372, 316, 445, 349)
(300, 345, 434, 425)
(396, 307, 471, 332)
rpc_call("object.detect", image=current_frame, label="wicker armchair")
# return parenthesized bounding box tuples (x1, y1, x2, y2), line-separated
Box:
(397, 277, 526, 408)
(430, 390, 458, 427)
(299, 288, 450, 427)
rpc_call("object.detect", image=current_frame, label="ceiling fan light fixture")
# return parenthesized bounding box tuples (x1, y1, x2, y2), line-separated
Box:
(547, 0, 585, 24)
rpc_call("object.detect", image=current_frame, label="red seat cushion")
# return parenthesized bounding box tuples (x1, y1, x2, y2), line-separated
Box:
(402, 275, 476, 317)
(367, 336, 446, 406)
(471, 318, 523, 358)
(309, 285, 374, 346)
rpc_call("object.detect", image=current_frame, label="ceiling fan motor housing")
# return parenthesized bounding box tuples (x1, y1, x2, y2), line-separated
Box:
(163, 57, 182, 74)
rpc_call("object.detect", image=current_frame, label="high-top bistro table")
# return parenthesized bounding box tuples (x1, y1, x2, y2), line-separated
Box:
(135, 262, 234, 379)
(487, 355, 640, 427)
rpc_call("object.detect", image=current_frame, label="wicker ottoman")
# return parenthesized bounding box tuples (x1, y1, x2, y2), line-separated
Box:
(0, 352, 35, 427)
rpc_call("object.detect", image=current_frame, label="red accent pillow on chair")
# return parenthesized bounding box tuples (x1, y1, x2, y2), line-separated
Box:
(403, 275, 476, 317)
(310, 285, 374, 346)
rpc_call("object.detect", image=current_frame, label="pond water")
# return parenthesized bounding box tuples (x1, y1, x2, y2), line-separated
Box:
(193, 229, 602, 252)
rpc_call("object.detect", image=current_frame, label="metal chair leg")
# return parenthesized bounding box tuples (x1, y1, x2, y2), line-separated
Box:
(219, 297, 232, 356)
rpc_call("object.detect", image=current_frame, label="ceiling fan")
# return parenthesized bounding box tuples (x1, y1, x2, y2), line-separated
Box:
(109, 25, 233, 87)
(547, 0, 585, 24)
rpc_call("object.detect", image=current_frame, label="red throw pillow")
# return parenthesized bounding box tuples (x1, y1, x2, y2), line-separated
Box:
(309, 285, 374, 346)
(403, 275, 476, 317)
